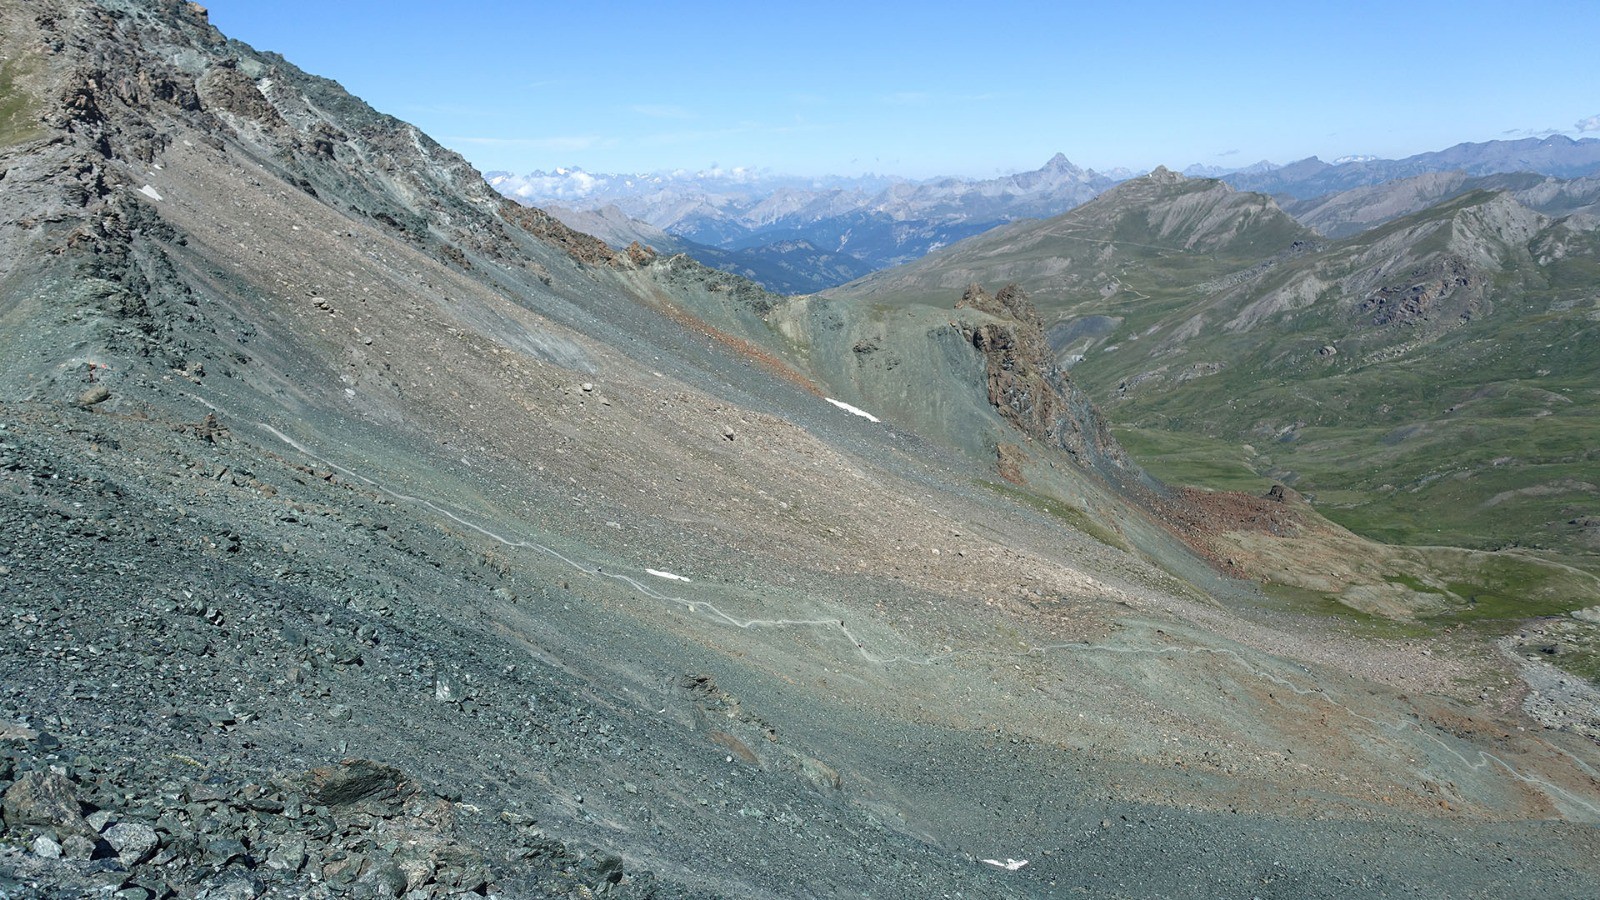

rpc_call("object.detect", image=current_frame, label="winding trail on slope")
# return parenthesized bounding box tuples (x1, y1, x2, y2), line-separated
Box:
(254, 423, 933, 666)
(252, 419, 1600, 820)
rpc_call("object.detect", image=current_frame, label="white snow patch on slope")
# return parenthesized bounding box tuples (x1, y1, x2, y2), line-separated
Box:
(824, 398, 880, 423)
(646, 569, 690, 582)
(138, 185, 163, 201)
(981, 858, 1029, 871)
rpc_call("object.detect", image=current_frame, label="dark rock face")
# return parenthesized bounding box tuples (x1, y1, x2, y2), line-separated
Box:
(957, 283, 1132, 477)
(302, 759, 410, 810)
(1360, 254, 1487, 328)
(196, 63, 283, 128)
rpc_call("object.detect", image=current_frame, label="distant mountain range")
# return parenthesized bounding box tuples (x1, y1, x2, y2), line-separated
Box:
(1282, 170, 1600, 238)
(489, 136, 1600, 294)
(539, 203, 880, 294)
(1219, 135, 1600, 197)
(489, 154, 1120, 292)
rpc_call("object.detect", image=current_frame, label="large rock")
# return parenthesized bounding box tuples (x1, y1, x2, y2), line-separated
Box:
(105, 821, 161, 866)
(303, 758, 410, 815)
(1, 771, 94, 839)
(77, 384, 111, 406)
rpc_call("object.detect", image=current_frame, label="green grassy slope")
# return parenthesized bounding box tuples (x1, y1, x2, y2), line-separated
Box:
(835, 173, 1600, 573)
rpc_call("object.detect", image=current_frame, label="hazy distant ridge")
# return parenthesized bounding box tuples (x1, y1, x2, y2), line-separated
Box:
(489, 137, 1600, 292)
(1220, 135, 1600, 198)
(489, 154, 1119, 291)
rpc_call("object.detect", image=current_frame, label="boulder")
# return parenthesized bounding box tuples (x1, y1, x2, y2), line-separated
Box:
(105, 821, 161, 866)
(1, 771, 95, 839)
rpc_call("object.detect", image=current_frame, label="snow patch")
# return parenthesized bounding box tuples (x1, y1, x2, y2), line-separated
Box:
(646, 569, 690, 582)
(981, 858, 1029, 871)
(824, 398, 880, 423)
(138, 185, 163, 201)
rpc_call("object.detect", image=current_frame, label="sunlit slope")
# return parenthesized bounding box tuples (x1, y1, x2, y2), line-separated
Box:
(834, 170, 1600, 569)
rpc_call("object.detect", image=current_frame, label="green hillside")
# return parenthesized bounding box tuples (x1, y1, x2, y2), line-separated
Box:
(836, 171, 1600, 571)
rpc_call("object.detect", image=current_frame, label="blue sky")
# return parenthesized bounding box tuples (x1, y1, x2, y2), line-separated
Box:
(204, 1, 1600, 179)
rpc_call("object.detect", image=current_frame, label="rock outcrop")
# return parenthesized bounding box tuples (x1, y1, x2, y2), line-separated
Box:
(957, 282, 1133, 477)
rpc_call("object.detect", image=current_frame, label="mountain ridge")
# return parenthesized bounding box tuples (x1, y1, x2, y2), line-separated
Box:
(3, 3, 1600, 898)
(1222, 135, 1600, 198)
(489, 135, 1600, 295)
(831, 167, 1600, 573)
(1284, 170, 1600, 238)
(490, 154, 1121, 292)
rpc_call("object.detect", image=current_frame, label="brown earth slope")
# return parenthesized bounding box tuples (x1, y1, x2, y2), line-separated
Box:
(0, 2, 1597, 898)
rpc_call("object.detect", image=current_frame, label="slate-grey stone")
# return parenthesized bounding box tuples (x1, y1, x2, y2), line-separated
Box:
(2, 770, 93, 837)
(433, 673, 458, 703)
(360, 860, 409, 898)
(31, 834, 62, 859)
(196, 869, 266, 900)
(105, 821, 161, 865)
(324, 851, 366, 886)
(265, 837, 307, 872)
(205, 837, 251, 867)
(582, 850, 625, 886)
(60, 832, 98, 860)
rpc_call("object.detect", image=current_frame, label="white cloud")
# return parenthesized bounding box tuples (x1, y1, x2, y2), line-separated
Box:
(488, 170, 610, 200)
(1577, 114, 1600, 133)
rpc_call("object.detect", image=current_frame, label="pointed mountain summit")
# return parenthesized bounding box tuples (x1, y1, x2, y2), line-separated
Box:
(491, 154, 1121, 290)
(838, 167, 1314, 308)
(1009, 152, 1091, 190)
